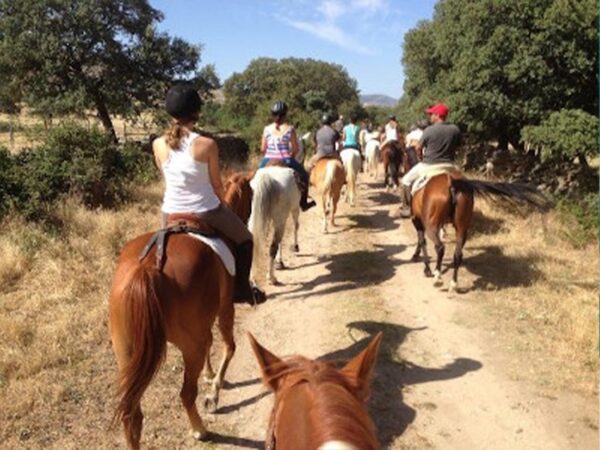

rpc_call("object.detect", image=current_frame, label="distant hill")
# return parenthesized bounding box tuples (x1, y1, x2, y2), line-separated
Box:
(360, 94, 398, 107)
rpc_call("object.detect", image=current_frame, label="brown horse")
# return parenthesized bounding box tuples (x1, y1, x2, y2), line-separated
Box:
(409, 171, 549, 291)
(381, 142, 403, 190)
(109, 171, 258, 449)
(310, 158, 346, 233)
(248, 332, 382, 450)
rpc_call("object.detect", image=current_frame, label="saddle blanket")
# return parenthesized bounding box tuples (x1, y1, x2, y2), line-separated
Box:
(412, 163, 462, 195)
(187, 233, 236, 276)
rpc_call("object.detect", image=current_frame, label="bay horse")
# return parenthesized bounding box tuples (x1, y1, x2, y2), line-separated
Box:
(310, 158, 346, 233)
(381, 141, 403, 190)
(248, 166, 300, 285)
(248, 332, 382, 450)
(340, 148, 362, 206)
(408, 170, 549, 291)
(109, 171, 259, 449)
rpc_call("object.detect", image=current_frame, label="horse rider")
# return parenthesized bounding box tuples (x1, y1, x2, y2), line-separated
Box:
(342, 113, 361, 151)
(333, 114, 345, 151)
(153, 83, 266, 302)
(404, 119, 429, 167)
(308, 112, 342, 169)
(381, 114, 401, 151)
(397, 103, 462, 218)
(258, 101, 316, 211)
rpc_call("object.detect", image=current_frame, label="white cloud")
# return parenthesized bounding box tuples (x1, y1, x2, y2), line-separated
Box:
(286, 19, 375, 55)
(318, 0, 345, 20)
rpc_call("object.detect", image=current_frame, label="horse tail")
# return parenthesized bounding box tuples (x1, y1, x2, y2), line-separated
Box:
(248, 169, 277, 247)
(451, 178, 551, 211)
(323, 160, 338, 198)
(113, 263, 166, 427)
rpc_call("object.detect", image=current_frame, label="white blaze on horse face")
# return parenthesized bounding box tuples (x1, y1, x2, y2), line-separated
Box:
(318, 441, 360, 450)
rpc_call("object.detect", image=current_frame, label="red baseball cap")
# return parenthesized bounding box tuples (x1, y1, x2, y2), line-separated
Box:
(426, 103, 449, 118)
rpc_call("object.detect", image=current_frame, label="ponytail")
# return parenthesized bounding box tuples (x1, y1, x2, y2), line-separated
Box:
(165, 120, 189, 149)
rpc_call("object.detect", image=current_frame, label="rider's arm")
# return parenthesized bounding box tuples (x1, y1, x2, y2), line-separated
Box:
(289, 127, 299, 157)
(152, 138, 167, 174)
(202, 139, 226, 203)
(260, 128, 268, 154)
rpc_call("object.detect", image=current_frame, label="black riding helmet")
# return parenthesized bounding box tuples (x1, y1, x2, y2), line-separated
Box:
(321, 112, 334, 125)
(388, 114, 396, 121)
(271, 100, 288, 117)
(165, 83, 202, 120)
(416, 119, 429, 129)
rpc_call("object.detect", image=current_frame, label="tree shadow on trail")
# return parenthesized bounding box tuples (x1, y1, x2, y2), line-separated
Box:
(346, 210, 398, 232)
(462, 245, 545, 290)
(320, 320, 482, 447)
(279, 243, 406, 300)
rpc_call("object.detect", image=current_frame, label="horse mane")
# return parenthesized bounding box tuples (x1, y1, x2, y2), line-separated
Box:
(223, 171, 254, 220)
(267, 357, 379, 450)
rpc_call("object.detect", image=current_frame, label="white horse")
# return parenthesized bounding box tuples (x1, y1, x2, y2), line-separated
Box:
(364, 138, 380, 179)
(340, 148, 361, 206)
(248, 166, 300, 285)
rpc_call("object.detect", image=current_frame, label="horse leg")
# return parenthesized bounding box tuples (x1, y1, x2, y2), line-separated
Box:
(331, 191, 340, 227)
(270, 225, 284, 283)
(322, 193, 329, 233)
(205, 301, 236, 412)
(411, 217, 424, 261)
(203, 331, 216, 382)
(452, 229, 468, 292)
(292, 206, 300, 253)
(431, 226, 445, 287)
(180, 344, 209, 440)
(412, 219, 432, 277)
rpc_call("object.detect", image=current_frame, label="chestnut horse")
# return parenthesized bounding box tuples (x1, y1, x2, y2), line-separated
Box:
(381, 142, 403, 190)
(310, 158, 346, 233)
(409, 171, 549, 291)
(248, 332, 382, 450)
(109, 172, 258, 449)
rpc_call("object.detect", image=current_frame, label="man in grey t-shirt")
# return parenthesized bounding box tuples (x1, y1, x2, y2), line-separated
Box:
(397, 103, 461, 218)
(307, 112, 341, 169)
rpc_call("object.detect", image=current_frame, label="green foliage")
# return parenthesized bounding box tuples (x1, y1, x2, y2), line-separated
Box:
(400, 0, 598, 150)
(555, 192, 599, 248)
(1, 123, 156, 222)
(521, 109, 598, 163)
(0, 0, 209, 138)
(221, 57, 361, 151)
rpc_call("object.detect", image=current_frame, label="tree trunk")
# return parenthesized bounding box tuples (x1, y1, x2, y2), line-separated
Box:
(577, 153, 590, 171)
(90, 87, 117, 143)
(497, 132, 508, 151)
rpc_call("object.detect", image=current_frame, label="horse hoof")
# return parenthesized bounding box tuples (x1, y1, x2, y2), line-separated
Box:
(191, 429, 209, 441)
(269, 277, 282, 286)
(202, 375, 215, 384)
(292, 244, 299, 253)
(203, 394, 218, 413)
(450, 280, 458, 292)
(275, 260, 285, 270)
(433, 278, 443, 287)
(411, 254, 420, 262)
(424, 268, 433, 277)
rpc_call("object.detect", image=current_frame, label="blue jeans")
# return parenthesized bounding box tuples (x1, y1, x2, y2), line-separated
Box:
(259, 157, 309, 185)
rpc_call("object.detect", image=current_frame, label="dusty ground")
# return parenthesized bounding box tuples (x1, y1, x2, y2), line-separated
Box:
(1, 177, 597, 449)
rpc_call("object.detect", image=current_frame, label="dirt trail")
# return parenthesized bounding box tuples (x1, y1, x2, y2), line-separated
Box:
(112, 178, 596, 449)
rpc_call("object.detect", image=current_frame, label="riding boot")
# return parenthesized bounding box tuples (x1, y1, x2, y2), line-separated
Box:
(399, 185, 412, 218)
(300, 183, 316, 211)
(233, 241, 266, 304)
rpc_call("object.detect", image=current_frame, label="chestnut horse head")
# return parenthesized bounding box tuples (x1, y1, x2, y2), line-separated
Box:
(109, 171, 256, 449)
(248, 332, 383, 450)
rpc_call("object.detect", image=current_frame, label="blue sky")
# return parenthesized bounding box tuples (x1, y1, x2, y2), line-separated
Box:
(150, 1, 437, 99)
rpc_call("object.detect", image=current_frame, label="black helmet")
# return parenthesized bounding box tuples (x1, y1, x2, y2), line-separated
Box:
(388, 114, 396, 121)
(271, 100, 288, 116)
(416, 119, 429, 129)
(321, 112, 334, 125)
(165, 83, 202, 120)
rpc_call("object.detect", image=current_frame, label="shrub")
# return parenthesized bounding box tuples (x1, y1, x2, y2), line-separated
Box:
(116, 141, 159, 184)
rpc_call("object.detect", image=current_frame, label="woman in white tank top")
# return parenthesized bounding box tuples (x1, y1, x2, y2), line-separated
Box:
(153, 83, 265, 303)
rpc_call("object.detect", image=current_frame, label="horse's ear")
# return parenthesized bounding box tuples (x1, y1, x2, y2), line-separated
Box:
(247, 332, 286, 391)
(340, 332, 383, 401)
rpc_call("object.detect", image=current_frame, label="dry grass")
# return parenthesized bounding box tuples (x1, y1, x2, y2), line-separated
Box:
(0, 179, 597, 446)
(458, 199, 598, 395)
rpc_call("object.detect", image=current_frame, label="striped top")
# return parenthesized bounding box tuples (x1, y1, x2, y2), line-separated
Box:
(263, 124, 294, 159)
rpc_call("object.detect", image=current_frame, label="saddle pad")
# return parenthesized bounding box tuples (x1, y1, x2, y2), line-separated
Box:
(412, 164, 462, 195)
(340, 148, 361, 157)
(187, 233, 236, 276)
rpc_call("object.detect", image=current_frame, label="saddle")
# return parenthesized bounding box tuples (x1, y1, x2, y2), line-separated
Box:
(139, 213, 218, 271)
(412, 164, 462, 195)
